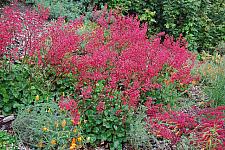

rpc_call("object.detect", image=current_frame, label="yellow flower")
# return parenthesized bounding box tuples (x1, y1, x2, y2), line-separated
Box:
(61, 120, 67, 128)
(164, 79, 170, 85)
(70, 145, 76, 150)
(72, 137, 76, 143)
(70, 138, 76, 150)
(55, 121, 59, 128)
(77, 121, 81, 125)
(191, 80, 197, 85)
(35, 95, 40, 101)
(37, 141, 43, 148)
(51, 139, 57, 145)
(42, 127, 48, 131)
(73, 128, 77, 133)
(48, 108, 51, 113)
(77, 137, 82, 142)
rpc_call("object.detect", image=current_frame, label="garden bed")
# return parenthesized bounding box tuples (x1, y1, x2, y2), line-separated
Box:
(0, 1, 224, 150)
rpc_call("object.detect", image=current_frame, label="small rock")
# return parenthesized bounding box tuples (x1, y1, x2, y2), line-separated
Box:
(3, 115, 15, 123)
(1, 124, 6, 130)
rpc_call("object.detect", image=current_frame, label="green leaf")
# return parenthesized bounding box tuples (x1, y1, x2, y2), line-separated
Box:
(0, 87, 9, 103)
(3, 105, 11, 113)
(113, 125, 118, 130)
(103, 120, 111, 128)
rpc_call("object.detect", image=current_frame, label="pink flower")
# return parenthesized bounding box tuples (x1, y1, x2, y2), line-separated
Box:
(96, 101, 105, 113)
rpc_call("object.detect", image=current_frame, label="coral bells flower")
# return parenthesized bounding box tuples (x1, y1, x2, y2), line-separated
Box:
(70, 108, 80, 125)
(81, 85, 92, 98)
(59, 97, 77, 111)
(96, 101, 105, 113)
(59, 97, 80, 125)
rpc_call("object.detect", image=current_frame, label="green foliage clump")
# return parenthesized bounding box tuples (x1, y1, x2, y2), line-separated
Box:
(199, 56, 225, 106)
(0, 0, 10, 7)
(0, 58, 53, 115)
(0, 131, 17, 150)
(0, 57, 78, 115)
(25, 0, 91, 20)
(12, 101, 82, 149)
(127, 105, 153, 149)
(79, 80, 131, 150)
(105, 0, 225, 52)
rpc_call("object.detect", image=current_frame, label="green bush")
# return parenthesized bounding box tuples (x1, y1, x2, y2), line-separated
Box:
(0, 0, 10, 7)
(12, 101, 82, 149)
(25, 0, 92, 20)
(79, 81, 131, 149)
(0, 57, 78, 115)
(104, 0, 225, 52)
(127, 105, 153, 149)
(24, 0, 224, 52)
(198, 55, 225, 106)
(0, 58, 51, 114)
(0, 130, 17, 150)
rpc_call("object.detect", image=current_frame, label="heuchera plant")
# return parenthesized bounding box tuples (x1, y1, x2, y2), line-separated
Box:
(34, 7, 197, 109)
(0, 4, 197, 107)
(0, 2, 49, 60)
(58, 96, 80, 125)
(145, 100, 225, 149)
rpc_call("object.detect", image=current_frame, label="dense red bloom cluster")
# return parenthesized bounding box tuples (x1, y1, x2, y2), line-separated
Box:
(0, 3, 22, 57)
(0, 2, 49, 59)
(41, 8, 197, 108)
(59, 96, 80, 125)
(191, 106, 225, 149)
(96, 101, 105, 113)
(145, 101, 225, 149)
(0, 4, 197, 108)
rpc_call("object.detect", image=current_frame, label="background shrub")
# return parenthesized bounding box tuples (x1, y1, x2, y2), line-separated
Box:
(23, 0, 225, 52)
(103, 0, 225, 53)
(25, 0, 92, 20)
(199, 55, 225, 106)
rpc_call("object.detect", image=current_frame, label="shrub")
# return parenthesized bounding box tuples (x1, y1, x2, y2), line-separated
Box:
(0, 56, 80, 115)
(198, 55, 225, 106)
(25, 0, 92, 20)
(126, 105, 153, 149)
(102, 0, 225, 53)
(79, 87, 131, 149)
(0, 0, 10, 7)
(0, 58, 50, 114)
(0, 130, 17, 150)
(1, 3, 197, 106)
(145, 100, 225, 149)
(12, 100, 82, 149)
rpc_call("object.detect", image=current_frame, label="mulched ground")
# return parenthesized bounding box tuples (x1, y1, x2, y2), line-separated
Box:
(0, 115, 14, 132)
